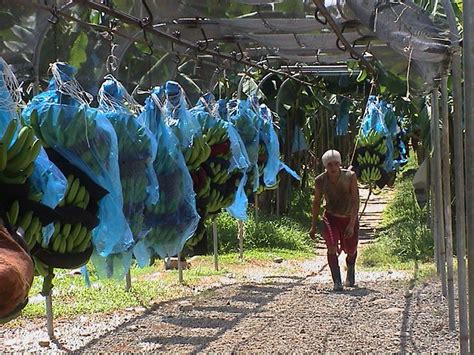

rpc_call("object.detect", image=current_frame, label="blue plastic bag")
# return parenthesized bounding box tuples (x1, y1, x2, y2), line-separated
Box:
(361, 96, 394, 171)
(28, 147, 67, 209)
(98, 75, 159, 247)
(191, 94, 250, 172)
(22, 63, 133, 265)
(191, 94, 250, 220)
(227, 98, 261, 167)
(140, 87, 200, 260)
(260, 104, 300, 186)
(163, 81, 202, 148)
(336, 98, 350, 136)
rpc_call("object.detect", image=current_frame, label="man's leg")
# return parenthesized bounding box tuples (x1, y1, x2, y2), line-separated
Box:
(328, 246, 343, 291)
(343, 220, 359, 287)
(345, 252, 357, 287)
(323, 215, 343, 291)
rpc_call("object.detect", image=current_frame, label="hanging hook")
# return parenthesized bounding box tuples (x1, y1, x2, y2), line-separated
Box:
(197, 28, 209, 52)
(233, 42, 244, 62)
(336, 38, 346, 51)
(171, 31, 181, 53)
(314, 8, 327, 25)
(336, 24, 347, 51)
(48, 5, 59, 25)
(140, 0, 154, 27)
(142, 29, 153, 56)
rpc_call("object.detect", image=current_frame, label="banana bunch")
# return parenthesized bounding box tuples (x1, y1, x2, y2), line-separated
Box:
(183, 136, 211, 171)
(0, 120, 41, 184)
(31, 108, 112, 177)
(360, 166, 382, 185)
(204, 124, 229, 146)
(48, 221, 92, 254)
(374, 139, 388, 155)
(208, 161, 230, 185)
(244, 169, 258, 198)
(207, 189, 235, 213)
(153, 147, 178, 175)
(58, 174, 90, 209)
(185, 222, 206, 248)
(5, 201, 43, 250)
(121, 174, 149, 206)
(356, 150, 381, 166)
(193, 170, 211, 199)
(146, 197, 180, 217)
(358, 129, 383, 146)
(34, 257, 50, 277)
(258, 143, 267, 159)
(211, 168, 228, 185)
(113, 119, 155, 162)
(146, 225, 178, 246)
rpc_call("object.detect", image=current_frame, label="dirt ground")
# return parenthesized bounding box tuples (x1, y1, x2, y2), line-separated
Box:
(0, 189, 460, 353)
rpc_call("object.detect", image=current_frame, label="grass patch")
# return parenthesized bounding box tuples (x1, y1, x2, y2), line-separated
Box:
(360, 154, 433, 268)
(14, 247, 313, 323)
(215, 188, 315, 254)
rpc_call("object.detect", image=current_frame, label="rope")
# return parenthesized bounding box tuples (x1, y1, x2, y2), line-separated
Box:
(0, 58, 21, 112)
(50, 62, 93, 106)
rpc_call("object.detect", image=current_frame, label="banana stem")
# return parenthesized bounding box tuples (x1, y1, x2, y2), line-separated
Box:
(359, 185, 372, 220)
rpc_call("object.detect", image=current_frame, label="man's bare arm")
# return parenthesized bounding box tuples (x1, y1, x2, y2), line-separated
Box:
(349, 172, 359, 227)
(311, 184, 322, 230)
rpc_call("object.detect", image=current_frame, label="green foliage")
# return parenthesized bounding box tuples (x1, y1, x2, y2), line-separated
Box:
(68, 32, 88, 69)
(361, 177, 433, 267)
(215, 188, 315, 253)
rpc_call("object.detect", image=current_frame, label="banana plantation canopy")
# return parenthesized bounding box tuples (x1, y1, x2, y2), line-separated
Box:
(0, 0, 452, 96)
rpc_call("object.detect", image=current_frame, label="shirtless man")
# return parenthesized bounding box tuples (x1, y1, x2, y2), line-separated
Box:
(309, 150, 359, 291)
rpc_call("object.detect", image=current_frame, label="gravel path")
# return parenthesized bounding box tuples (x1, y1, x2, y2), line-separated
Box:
(0, 261, 459, 353)
(1, 189, 459, 353)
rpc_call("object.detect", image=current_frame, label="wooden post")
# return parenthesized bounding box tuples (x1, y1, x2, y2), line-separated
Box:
(465, 1, 474, 346)
(255, 194, 259, 224)
(440, 0, 468, 349)
(276, 186, 280, 217)
(125, 270, 131, 291)
(440, 77, 456, 330)
(45, 292, 54, 339)
(432, 89, 448, 297)
(178, 251, 183, 284)
(238, 220, 244, 261)
(213, 220, 219, 271)
(428, 155, 439, 274)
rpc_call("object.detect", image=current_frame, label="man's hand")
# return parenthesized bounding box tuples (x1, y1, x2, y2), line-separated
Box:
(344, 223, 354, 239)
(309, 226, 317, 241)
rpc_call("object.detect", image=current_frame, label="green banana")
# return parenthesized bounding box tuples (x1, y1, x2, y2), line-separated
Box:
(66, 178, 80, 205)
(18, 210, 33, 231)
(6, 126, 30, 160)
(8, 200, 19, 225)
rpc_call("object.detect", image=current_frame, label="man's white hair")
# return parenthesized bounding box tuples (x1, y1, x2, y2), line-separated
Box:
(322, 149, 341, 167)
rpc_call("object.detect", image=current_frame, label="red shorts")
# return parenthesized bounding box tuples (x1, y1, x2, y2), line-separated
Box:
(322, 212, 359, 255)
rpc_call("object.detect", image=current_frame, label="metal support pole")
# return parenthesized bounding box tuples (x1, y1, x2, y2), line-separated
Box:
(432, 89, 448, 297)
(453, 52, 469, 348)
(238, 220, 244, 261)
(125, 270, 131, 291)
(276, 187, 280, 217)
(213, 220, 219, 271)
(178, 251, 183, 284)
(255, 194, 259, 224)
(464, 1, 474, 350)
(440, 0, 468, 349)
(429, 152, 439, 274)
(45, 292, 54, 339)
(441, 77, 456, 330)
